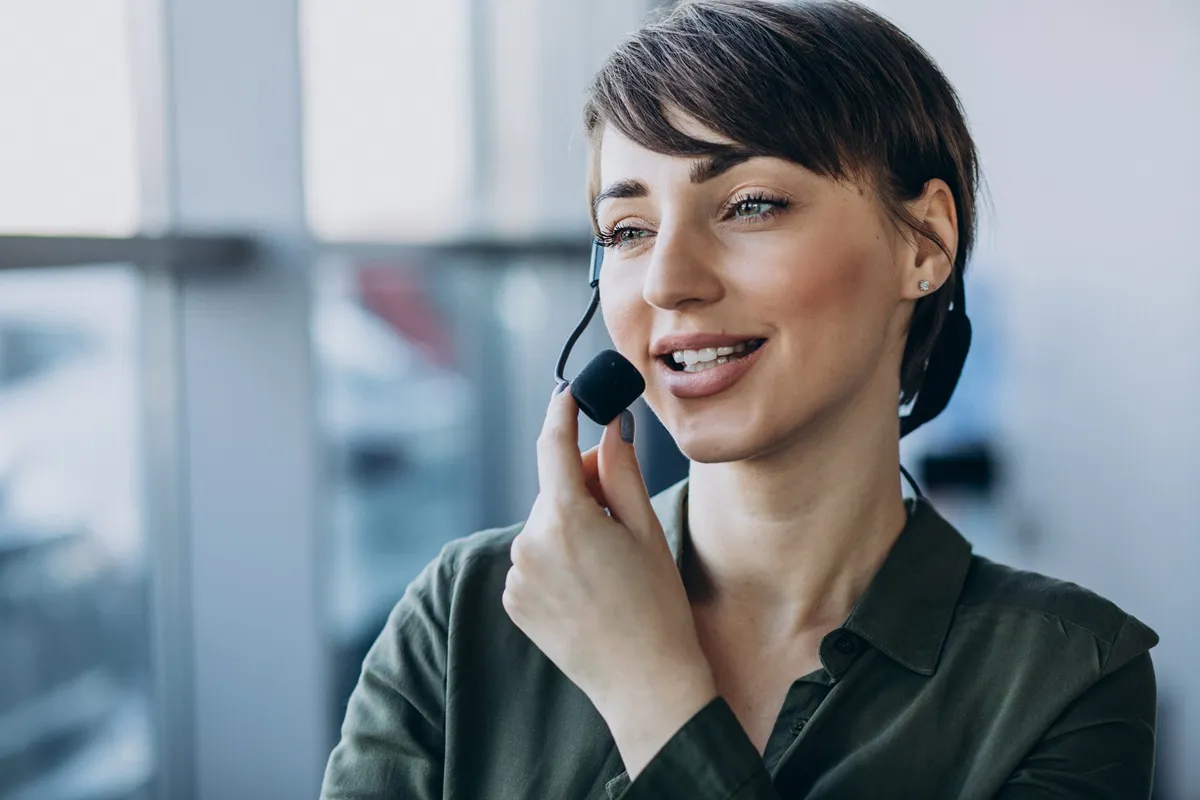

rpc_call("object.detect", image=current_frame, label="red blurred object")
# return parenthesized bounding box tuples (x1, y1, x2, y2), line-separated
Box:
(355, 264, 455, 367)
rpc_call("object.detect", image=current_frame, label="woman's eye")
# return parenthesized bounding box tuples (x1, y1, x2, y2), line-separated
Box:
(734, 200, 773, 218)
(606, 227, 653, 247)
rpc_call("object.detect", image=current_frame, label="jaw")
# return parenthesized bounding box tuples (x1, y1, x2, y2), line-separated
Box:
(648, 384, 772, 464)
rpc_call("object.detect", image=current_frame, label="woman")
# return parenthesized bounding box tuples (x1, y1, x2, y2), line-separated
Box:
(322, 2, 1158, 798)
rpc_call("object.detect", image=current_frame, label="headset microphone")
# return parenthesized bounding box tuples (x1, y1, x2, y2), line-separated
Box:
(554, 241, 646, 426)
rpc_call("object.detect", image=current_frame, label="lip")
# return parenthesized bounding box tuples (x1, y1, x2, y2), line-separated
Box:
(650, 332, 765, 358)
(656, 340, 767, 400)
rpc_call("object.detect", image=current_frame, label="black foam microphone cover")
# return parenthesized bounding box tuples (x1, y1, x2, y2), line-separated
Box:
(569, 349, 646, 426)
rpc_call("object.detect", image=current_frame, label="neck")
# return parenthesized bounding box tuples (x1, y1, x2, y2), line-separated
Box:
(683, 389, 908, 635)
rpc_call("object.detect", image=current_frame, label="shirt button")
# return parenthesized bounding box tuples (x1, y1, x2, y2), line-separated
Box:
(835, 635, 857, 655)
(790, 718, 807, 735)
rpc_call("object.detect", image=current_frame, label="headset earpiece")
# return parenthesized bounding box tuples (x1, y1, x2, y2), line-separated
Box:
(901, 276, 972, 438)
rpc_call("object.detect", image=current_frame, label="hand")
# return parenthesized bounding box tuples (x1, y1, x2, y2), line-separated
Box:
(502, 386, 717, 775)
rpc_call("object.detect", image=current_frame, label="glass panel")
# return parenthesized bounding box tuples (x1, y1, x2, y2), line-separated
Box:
(0, 265, 154, 799)
(316, 256, 478, 718)
(317, 253, 622, 726)
(299, 0, 665, 241)
(0, 2, 140, 234)
(300, 0, 472, 240)
(475, 0, 654, 235)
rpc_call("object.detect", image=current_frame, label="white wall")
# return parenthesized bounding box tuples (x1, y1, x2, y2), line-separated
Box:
(873, 1, 1200, 795)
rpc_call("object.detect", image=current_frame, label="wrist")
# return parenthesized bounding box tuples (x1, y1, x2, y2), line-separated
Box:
(599, 661, 718, 779)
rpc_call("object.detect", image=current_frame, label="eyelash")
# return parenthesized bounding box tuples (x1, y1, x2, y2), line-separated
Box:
(595, 192, 791, 249)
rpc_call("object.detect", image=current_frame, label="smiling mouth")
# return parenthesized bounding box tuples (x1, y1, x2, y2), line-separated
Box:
(660, 338, 767, 372)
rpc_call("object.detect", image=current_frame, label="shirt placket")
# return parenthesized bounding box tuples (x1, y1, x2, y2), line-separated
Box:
(764, 629, 865, 776)
(762, 672, 831, 773)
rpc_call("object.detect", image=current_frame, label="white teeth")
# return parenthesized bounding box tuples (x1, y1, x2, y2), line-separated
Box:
(683, 355, 735, 373)
(668, 339, 761, 370)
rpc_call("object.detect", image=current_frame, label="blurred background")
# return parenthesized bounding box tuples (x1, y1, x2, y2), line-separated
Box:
(0, 0, 1195, 797)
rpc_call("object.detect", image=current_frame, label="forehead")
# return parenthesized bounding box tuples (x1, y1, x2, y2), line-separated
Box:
(598, 112, 736, 184)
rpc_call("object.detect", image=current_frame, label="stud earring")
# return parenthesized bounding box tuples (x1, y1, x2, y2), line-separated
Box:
(918, 280, 932, 292)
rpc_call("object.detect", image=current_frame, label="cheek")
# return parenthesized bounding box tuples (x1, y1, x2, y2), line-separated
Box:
(598, 272, 650, 360)
(752, 232, 883, 331)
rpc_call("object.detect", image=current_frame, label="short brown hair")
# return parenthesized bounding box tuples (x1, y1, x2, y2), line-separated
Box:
(583, 0, 979, 405)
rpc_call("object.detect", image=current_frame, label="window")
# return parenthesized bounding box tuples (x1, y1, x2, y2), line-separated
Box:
(300, 0, 473, 240)
(0, 2, 140, 234)
(315, 256, 479, 716)
(0, 265, 154, 799)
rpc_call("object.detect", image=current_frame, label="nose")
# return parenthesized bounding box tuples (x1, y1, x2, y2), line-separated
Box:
(641, 224, 724, 312)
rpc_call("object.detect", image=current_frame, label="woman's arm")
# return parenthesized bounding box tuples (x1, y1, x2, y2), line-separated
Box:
(995, 651, 1157, 799)
(320, 553, 456, 800)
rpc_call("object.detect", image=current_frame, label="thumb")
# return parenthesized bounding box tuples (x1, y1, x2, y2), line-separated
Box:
(597, 409, 657, 532)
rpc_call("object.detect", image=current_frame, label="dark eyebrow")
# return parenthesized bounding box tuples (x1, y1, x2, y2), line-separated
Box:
(689, 148, 757, 184)
(592, 147, 760, 221)
(592, 179, 648, 220)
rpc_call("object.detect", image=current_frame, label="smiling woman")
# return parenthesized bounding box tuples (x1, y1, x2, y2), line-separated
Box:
(321, 3, 1159, 799)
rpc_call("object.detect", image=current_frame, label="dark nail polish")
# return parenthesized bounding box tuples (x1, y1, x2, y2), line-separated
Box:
(553, 380, 569, 397)
(619, 409, 635, 444)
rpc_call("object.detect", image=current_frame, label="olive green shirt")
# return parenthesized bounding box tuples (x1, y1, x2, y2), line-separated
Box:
(321, 479, 1158, 799)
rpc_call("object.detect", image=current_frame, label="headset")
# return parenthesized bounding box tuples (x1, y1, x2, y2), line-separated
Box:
(556, 239, 971, 447)
(553, 241, 642, 427)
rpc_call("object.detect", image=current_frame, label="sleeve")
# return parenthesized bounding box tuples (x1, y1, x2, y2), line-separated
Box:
(320, 549, 458, 800)
(610, 698, 782, 800)
(995, 616, 1159, 800)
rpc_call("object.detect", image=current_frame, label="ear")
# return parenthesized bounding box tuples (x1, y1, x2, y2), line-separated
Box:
(899, 178, 958, 301)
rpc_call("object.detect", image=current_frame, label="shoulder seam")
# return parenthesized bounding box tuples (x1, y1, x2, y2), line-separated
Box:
(1100, 614, 1131, 674)
(954, 601, 1121, 646)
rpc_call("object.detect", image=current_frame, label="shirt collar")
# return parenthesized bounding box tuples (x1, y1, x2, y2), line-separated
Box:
(650, 478, 689, 572)
(649, 478, 973, 677)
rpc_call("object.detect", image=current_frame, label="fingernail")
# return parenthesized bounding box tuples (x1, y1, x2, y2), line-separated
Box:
(619, 408, 635, 444)
(553, 380, 569, 397)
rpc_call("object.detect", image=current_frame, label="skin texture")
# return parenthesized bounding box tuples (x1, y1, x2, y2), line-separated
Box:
(503, 115, 959, 779)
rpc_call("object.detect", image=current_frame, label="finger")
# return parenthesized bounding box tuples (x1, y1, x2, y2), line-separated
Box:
(580, 445, 608, 509)
(536, 383, 587, 497)
(597, 409, 657, 532)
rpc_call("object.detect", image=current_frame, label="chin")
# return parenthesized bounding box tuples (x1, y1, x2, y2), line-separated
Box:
(665, 413, 779, 465)
(654, 387, 834, 465)
(677, 439, 757, 464)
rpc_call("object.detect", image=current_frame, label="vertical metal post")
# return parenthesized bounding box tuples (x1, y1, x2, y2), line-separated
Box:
(138, 0, 328, 797)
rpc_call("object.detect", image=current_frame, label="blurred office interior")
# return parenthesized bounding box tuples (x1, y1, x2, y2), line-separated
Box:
(0, 0, 1196, 797)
